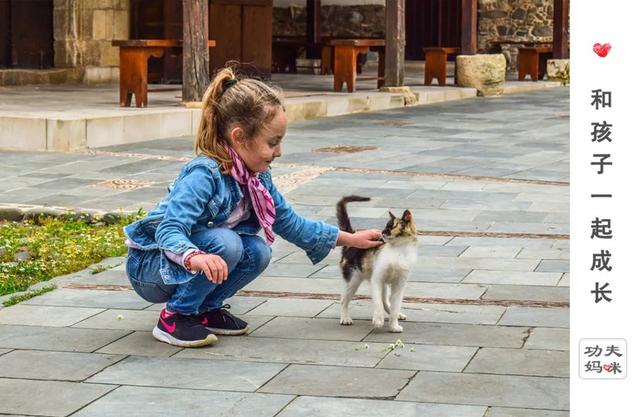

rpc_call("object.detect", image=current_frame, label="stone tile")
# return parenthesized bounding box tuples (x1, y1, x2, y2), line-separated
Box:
(0, 349, 10, 356)
(535, 259, 570, 273)
(0, 325, 130, 352)
(246, 298, 333, 317)
(397, 371, 569, 410)
(460, 246, 522, 259)
(72, 309, 159, 331)
(263, 262, 326, 278)
(463, 270, 561, 286)
(465, 347, 568, 377)
(557, 273, 569, 287)
(365, 322, 529, 348)
(419, 244, 469, 257)
(318, 300, 506, 325)
(258, 364, 414, 398)
(486, 407, 569, 417)
(0, 350, 125, 381)
(67, 269, 131, 287)
(524, 328, 569, 351)
(97, 331, 182, 357)
(72, 386, 294, 417)
(250, 317, 373, 341)
(88, 356, 286, 391)
(144, 295, 268, 314)
(499, 307, 569, 328)
(176, 336, 390, 367)
(517, 248, 569, 260)
(482, 285, 569, 303)
(0, 378, 115, 417)
(0, 305, 104, 327)
(23, 288, 152, 310)
(408, 266, 472, 283)
(421, 256, 540, 272)
(278, 396, 487, 417)
(377, 343, 477, 372)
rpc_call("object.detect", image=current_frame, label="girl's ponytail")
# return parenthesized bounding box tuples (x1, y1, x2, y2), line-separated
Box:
(194, 65, 284, 174)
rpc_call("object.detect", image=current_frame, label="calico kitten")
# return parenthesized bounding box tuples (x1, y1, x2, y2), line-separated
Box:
(336, 195, 418, 332)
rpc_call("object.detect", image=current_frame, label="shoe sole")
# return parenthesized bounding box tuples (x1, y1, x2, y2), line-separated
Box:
(205, 326, 249, 336)
(152, 326, 218, 347)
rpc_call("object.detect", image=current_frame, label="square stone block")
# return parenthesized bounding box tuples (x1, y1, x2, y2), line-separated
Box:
(246, 298, 333, 317)
(258, 364, 414, 398)
(88, 356, 286, 391)
(0, 305, 104, 327)
(97, 331, 181, 357)
(278, 396, 487, 417)
(397, 371, 569, 410)
(465, 347, 569, 377)
(250, 317, 373, 342)
(499, 306, 569, 328)
(0, 325, 130, 352)
(0, 378, 114, 417)
(376, 343, 477, 372)
(72, 386, 293, 417)
(524, 328, 569, 351)
(24, 288, 152, 310)
(72, 309, 159, 331)
(176, 336, 390, 367)
(0, 350, 124, 381)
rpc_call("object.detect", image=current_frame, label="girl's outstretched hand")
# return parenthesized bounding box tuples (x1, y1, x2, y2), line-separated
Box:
(337, 230, 384, 249)
(190, 254, 228, 284)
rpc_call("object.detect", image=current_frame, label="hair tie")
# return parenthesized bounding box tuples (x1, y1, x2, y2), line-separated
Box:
(222, 78, 238, 93)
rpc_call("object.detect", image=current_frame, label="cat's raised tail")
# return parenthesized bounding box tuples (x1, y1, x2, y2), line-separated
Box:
(336, 195, 371, 233)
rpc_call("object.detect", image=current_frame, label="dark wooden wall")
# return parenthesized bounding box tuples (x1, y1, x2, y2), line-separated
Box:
(0, 0, 53, 69)
(405, 0, 461, 60)
(131, 0, 273, 82)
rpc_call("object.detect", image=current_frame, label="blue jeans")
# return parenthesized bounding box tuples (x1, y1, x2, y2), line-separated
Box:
(126, 228, 271, 315)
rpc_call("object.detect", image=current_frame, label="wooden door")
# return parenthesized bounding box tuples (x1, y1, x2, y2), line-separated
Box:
(0, 0, 53, 68)
(405, 0, 461, 60)
(209, 0, 272, 77)
(130, 0, 182, 83)
(0, 0, 10, 68)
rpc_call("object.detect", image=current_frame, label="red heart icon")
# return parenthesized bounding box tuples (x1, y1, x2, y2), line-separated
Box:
(603, 364, 613, 372)
(593, 43, 611, 58)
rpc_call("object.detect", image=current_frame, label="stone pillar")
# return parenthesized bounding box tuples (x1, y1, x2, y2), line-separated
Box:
(53, 0, 129, 83)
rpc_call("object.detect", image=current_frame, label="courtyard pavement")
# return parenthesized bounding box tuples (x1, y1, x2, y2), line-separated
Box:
(0, 88, 569, 416)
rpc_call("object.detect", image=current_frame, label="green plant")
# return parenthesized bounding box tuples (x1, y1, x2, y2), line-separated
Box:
(0, 213, 141, 297)
(2, 285, 57, 307)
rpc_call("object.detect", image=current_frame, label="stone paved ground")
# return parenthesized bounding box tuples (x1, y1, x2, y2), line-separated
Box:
(0, 88, 569, 416)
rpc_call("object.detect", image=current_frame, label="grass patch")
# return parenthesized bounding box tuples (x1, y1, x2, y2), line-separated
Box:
(2, 284, 57, 307)
(0, 213, 141, 297)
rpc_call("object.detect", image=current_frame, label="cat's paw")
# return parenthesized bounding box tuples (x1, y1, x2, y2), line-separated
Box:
(372, 313, 385, 328)
(398, 312, 407, 321)
(389, 324, 404, 333)
(340, 315, 353, 325)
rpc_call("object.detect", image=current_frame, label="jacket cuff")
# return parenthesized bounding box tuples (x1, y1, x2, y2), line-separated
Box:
(307, 224, 340, 264)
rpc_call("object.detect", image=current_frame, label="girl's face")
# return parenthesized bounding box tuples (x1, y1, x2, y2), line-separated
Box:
(231, 107, 287, 173)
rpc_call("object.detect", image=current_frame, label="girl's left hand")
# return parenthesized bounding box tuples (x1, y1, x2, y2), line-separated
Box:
(338, 230, 383, 249)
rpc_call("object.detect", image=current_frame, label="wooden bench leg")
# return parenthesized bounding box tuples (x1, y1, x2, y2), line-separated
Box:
(333, 46, 358, 92)
(518, 50, 538, 81)
(424, 50, 447, 86)
(375, 47, 385, 88)
(321, 46, 333, 75)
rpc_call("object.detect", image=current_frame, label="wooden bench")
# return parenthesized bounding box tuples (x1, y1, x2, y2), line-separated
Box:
(423, 47, 460, 86)
(518, 46, 553, 81)
(329, 39, 385, 93)
(272, 37, 308, 73)
(112, 39, 216, 107)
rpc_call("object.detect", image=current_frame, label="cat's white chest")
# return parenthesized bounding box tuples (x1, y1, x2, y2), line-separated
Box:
(375, 242, 417, 275)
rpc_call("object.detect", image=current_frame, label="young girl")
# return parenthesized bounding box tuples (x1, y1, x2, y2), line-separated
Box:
(124, 67, 383, 347)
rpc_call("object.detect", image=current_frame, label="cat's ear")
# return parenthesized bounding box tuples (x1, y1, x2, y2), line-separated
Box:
(388, 211, 396, 220)
(402, 210, 413, 223)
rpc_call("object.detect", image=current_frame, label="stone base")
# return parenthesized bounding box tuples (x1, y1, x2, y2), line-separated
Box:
(379, 86, 418, 105)
(455, 54, 507, 97)
(0, 68, 82, 86)
(547, 59, 570, 85)
(83, 66, 120, 84)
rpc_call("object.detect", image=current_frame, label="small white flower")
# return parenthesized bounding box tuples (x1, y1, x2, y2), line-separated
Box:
(116, 314, 124, 320)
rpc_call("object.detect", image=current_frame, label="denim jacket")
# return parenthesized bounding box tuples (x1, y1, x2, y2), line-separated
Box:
(124, 155, 339, 284)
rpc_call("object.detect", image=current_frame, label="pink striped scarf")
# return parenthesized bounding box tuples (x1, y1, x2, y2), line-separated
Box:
(226, 146, 276, 245)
